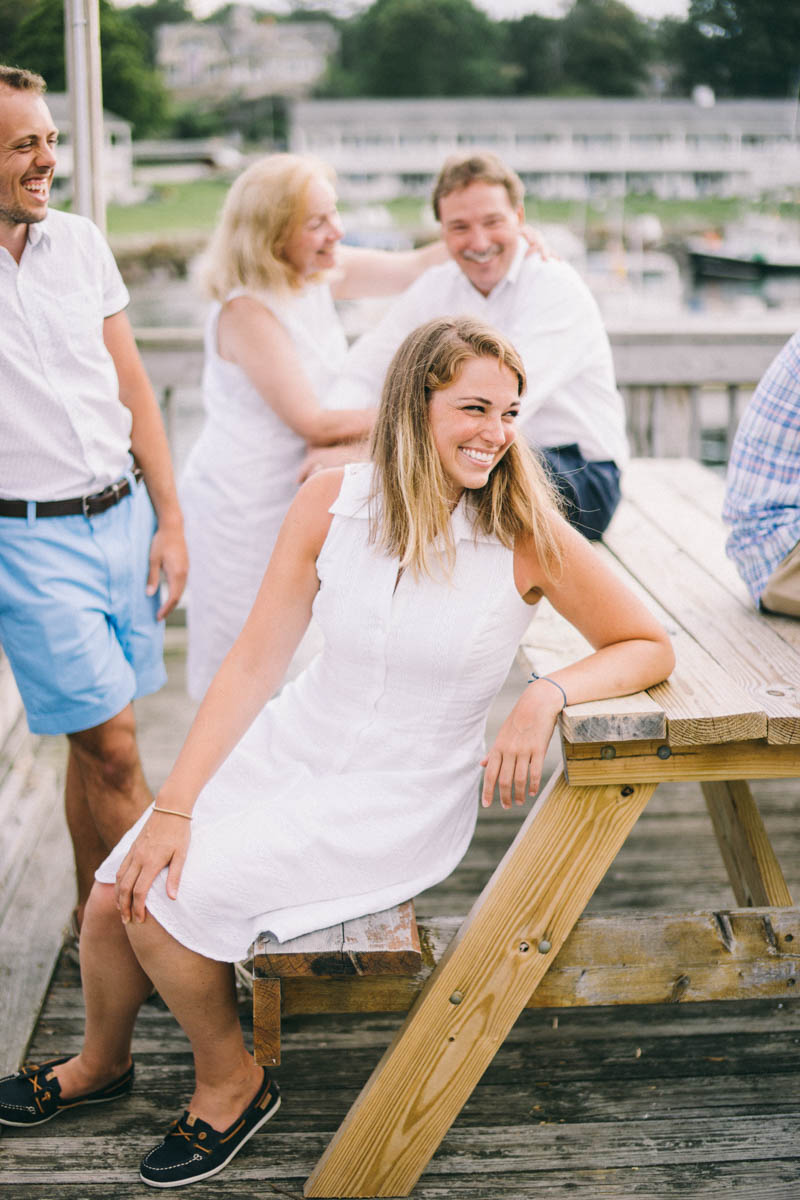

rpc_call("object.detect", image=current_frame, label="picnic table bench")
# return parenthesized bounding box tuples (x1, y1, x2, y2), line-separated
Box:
(251, 457, 800, 1199)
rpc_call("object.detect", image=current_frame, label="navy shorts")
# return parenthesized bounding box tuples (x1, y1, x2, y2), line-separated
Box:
(538, 443, 621, 541)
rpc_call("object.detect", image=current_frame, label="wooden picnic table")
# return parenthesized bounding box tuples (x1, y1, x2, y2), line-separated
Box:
(252, 458, 800, 1199)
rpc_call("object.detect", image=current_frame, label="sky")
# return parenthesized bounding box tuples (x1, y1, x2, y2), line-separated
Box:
(180, 1, 691, 22)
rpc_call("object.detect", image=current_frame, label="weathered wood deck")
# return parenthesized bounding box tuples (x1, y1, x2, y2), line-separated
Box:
(2, 633, 800, 1196)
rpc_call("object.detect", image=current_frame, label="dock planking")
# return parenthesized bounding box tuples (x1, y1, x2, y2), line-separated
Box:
(2, 637, 800, 1196)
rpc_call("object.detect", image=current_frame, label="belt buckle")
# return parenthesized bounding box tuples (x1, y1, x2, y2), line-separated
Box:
(82, 477, 125, 519)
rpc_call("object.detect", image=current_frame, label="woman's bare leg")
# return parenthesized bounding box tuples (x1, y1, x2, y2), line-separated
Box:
(50, 882, 152, 1097)
(126, 913, 263, 1130)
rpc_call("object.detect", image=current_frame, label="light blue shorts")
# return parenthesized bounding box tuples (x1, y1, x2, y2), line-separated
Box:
(0, 481, 166, 735)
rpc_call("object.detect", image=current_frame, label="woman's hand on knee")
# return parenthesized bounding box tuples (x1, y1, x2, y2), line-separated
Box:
(115, 811, 191, 924)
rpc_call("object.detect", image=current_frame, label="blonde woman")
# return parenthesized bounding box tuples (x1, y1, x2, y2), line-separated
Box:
(182, 153, 449, 698)
(0, 318, 674, 1188)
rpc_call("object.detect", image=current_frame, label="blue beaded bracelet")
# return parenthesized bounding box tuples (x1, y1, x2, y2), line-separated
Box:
(527, 671, 568, 712)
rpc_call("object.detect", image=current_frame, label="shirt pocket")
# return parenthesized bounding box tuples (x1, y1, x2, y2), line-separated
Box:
(33, 287, 105, 371)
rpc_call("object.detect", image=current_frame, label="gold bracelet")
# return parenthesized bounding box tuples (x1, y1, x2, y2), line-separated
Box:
(152, 804, 192, 821)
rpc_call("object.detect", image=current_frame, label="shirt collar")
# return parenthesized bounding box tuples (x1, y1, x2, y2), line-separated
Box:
(330, 464, 495, 544)
(455, 235, 527, 300)
(25, 216, 51, 250)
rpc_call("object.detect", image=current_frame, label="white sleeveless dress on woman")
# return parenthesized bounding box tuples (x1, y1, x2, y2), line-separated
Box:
(97, 464, 536, 961)
(181, 283, 347, 700)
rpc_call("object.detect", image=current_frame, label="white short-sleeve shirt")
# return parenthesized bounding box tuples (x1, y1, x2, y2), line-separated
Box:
(326, 239, 628, 467)
(0, 209, 133, 501)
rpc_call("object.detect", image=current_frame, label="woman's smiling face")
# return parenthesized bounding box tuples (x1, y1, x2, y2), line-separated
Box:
(428, 354, 520, 501)
(281, 174, 343, 278)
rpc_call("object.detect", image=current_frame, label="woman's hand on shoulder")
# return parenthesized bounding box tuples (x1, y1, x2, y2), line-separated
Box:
(115, 803, 192, 925)
(520, 224, 558, 261)
(481, 678, 564, 809)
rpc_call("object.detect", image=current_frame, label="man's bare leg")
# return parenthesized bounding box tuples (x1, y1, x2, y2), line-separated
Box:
(65, 704, 152, 926)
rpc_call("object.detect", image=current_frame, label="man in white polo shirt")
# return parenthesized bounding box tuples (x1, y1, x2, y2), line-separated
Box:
(0, 67, 188, 934)
(325, 152, 628, 539)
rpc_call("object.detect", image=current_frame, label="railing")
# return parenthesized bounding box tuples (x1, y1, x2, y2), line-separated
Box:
(137, 317, 796, 470)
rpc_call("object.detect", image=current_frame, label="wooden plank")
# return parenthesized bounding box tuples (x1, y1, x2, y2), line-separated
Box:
(6, 1115, 800, 1184)
(253, 902, 421, 978)
(0, 791, 75, 1075)
(304, 769, 656, 1197)
(624, 458, 800, 657)
(272, 907, 800, 1016)
(563, 738, 800, 784)
(253, 978, 282, 1067)
(593, 544, 768, 748)
(620, 459, 745, 598)
(603, 501, 800, 743)
(519, 556, 767, 749)
(702, 780, 793, 907)
(519, 597, 666, 743)
(651, 387, 696, 458)
(0, 733, 62, 922)
(0, 651, 24, 753)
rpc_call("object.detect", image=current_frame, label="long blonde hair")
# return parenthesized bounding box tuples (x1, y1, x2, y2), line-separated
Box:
(199, 153, 334, 299)
(370, 316, 562, 579)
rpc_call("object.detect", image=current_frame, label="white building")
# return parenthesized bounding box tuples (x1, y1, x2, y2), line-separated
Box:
(157, 7, 338, 104)
(47, 94, 134, 204)
(289, 97, 800, 203)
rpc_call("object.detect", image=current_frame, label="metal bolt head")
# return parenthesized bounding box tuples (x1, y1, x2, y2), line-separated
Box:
(449, 991, 463, 1005)
(656, 744, 672, 760)
(600, 745, 616, 760)
(519, 941, 530, 953)
(537, 939, 552, 954)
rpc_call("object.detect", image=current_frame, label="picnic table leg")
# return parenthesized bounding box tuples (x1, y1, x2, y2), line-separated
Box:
(304, 767, 657, 1199)
(253, 978, 282, 1067)
(702, 780, 793, 907)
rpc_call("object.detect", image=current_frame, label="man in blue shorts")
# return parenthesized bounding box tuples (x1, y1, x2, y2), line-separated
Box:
(0, 66, 188, 933)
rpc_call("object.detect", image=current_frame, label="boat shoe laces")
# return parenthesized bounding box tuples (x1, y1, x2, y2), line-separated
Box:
(0, 1056, 134, 1126)
(139, 1067, 281, 1188)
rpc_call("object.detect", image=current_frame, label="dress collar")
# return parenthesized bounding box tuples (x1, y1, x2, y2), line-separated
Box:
(330, 463, 496, 543)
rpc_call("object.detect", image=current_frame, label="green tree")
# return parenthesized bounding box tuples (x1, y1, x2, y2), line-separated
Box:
(502, 14, 563, 95)
(342, 0, 509, 97)
(560, 0, 652, 96)
(0, 0, 26, 58)
(661, 0, 800, 97)
(10, 0, 169, 135)
(125, 0, 193, 67)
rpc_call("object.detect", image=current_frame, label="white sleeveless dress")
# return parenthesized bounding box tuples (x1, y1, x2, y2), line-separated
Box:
(181, 283, 347, 700)
(97, 464, 536, 960)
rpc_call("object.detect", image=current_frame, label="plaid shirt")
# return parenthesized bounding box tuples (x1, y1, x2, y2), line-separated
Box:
(723, 330, 800, 605)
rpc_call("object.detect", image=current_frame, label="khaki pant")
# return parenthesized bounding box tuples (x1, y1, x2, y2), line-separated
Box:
(762, 539, 800, 618)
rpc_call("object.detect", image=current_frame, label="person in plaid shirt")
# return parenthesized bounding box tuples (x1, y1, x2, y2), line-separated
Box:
(723, 330, 800, 617)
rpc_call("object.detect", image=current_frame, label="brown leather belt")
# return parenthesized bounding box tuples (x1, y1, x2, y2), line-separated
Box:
(0, 466, 144, 518)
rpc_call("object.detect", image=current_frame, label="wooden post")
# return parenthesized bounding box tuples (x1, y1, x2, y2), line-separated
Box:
(305, 770, 656, 1198)
(253, 979, 282, 1067)
(702, 780, 793, 907)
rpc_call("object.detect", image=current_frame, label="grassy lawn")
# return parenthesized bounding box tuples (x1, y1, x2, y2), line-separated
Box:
(106, 179, 230, 236)
(106, 180, 797, 242)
